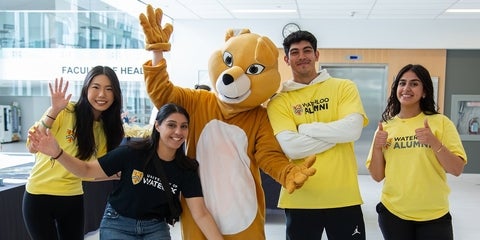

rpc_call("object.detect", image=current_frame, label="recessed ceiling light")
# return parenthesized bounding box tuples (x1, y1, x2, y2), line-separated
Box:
(446, 9, 480, 13)
(232, 9, 296, 13)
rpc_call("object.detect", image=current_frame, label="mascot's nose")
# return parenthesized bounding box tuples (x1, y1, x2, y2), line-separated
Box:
(222, 74, 234, 85)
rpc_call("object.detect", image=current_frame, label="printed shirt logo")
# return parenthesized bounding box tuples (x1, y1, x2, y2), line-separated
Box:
(131, 169, 144, 185)
(292, 104, 303, 115)
(390, 135, 431, 150)
(65, 128, 75, 143)
(129, 169, 180, 194)
(292, 98, 330, 116)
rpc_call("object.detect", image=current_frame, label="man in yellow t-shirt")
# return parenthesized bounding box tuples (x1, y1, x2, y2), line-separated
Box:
(267, 30, 368, 240)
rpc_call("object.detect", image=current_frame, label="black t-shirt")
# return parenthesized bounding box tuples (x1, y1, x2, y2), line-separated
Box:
(98, 145, 203, 220)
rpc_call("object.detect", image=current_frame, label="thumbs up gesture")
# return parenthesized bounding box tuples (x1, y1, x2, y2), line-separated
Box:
(415, 118, 437, 146)
(373, 121, 388, 149)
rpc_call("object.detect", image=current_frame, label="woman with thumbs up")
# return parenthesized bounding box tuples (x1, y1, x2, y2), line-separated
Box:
(366, 64, 467, 240)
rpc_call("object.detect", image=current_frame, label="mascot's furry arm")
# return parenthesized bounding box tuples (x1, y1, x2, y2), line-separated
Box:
(139, 5, 190, 107)
(256, 115, 317, 193)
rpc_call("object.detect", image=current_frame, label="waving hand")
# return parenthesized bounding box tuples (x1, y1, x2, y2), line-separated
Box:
(139, 5, 173, 51)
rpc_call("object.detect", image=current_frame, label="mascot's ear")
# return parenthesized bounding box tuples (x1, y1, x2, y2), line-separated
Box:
(256, 36, 279, 67)
(225, 28, 251, 42)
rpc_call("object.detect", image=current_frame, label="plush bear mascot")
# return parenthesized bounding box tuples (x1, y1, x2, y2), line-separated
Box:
(140, 5, 316, 240)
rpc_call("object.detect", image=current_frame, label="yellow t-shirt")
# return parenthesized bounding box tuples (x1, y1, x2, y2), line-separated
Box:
(366, 113, 467, 221)
(26, 102, 107, 196)
(268, 77, 368, 208)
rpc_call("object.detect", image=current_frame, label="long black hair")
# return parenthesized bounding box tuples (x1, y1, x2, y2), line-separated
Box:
(382, 64, 439, 122)
(73, 66, 124, 160)
(128, 103, 199, 171)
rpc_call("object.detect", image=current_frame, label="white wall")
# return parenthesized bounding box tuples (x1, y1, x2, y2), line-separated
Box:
(165, 18, 480, 87)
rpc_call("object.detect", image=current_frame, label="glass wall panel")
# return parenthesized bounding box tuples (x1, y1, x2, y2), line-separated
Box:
(0, 10, 145, 49)
(320, 64, 388, 174)
(0, 8, 173, 128)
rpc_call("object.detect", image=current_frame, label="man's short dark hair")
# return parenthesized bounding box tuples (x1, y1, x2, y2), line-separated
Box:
(282, 30, 317, 56)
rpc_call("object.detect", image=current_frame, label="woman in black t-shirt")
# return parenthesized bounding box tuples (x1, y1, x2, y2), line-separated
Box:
(28, 103, 224, 240)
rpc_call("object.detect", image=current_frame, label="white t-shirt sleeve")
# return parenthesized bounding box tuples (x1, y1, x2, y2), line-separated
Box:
(276, 130, 335, 160)
(298, 113, 364, 143)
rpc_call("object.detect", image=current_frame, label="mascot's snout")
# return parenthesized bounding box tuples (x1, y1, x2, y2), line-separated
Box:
(217, 66, 251, 102)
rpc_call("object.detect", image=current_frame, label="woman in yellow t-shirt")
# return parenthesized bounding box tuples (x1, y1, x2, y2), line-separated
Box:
(366, 64, 467, 240)
(23, 66, 125, 240)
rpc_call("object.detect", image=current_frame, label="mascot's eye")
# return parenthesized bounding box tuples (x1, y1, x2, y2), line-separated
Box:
(245, 64, 265, 75)
(223, 51, 233, 67)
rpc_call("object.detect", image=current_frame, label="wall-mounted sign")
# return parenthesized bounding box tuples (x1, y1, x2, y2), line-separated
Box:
(0, 48, 150, 81)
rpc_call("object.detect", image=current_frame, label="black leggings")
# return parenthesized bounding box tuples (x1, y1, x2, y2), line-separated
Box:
(376, 202, 453, 240)
(22, 192, 84, 240)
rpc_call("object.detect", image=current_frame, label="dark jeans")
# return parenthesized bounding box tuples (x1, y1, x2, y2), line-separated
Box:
(285, 205, 366, 240)
(99, 202, 171, 240)
(22, 192, 84, 240)
(376, 202, 453, 240)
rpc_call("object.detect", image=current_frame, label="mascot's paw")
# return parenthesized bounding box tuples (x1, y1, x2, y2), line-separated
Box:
(285, 155, 316, 194)
(139, 5, 173, 51)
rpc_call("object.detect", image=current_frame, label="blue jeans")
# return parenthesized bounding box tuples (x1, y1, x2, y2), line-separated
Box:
(99, 203, 171, 240)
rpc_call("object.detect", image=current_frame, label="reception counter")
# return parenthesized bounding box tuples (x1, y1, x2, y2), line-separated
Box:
(0, 180, 117, 240)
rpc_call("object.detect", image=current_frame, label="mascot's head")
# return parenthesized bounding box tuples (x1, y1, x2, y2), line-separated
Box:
(209, 29, 280, 111)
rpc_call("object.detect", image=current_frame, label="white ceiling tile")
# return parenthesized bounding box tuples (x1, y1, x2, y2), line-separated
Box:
(3, 0, 480, 20)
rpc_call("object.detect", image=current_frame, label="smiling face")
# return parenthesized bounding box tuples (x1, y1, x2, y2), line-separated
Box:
(156, 112, 188, 154)
(87, 74, 114, 120)
(396, 70, 425, 111)
(284, 40, 319, 84)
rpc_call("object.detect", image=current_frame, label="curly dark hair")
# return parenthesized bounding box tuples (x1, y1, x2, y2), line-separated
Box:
(382, 64, 439, 122)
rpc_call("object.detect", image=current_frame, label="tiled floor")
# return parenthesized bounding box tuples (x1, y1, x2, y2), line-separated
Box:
(83, 173, 480, 240)
(1, 142, 479, 240)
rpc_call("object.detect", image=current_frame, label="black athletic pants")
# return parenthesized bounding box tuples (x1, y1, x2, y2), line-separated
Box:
(376, 202, 453, 240)
(285, 205, 366, 240)
(22, 192, 84, 240)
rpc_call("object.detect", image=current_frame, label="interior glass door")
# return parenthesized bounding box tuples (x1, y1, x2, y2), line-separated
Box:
(320, 64, 388, 174)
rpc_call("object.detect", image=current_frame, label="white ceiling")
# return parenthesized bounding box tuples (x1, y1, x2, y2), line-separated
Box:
(143, 0, 480, 20)
(2, 0, 480, 20)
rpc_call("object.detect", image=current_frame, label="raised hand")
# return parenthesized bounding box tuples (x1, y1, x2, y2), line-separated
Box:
(373, 121, 388, 150)
(285, 155, 317, 194)
(49, 77, 71, 115)
(139, 5, 173, 51)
